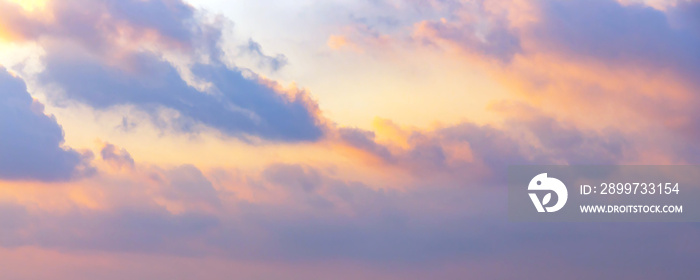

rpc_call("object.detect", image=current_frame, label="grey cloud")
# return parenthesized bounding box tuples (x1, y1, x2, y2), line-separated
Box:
(1, 0, 325, 142)
(508, 114, 627, 164)
(39, 45, 323, 141)
(669, 1, 700, 38)
(0, 67, 93, 181)
(532, 0, 700, 83)
(163, 165, 221, 210)
(0, 162, 221, 255)
(413, 0, 522, 62)
(412, 0, 700, 74)
(338, 106, 629, 183)
(263, 164, 322, 193)
(101, 142, 135, 170)
(414, 0, 698, 165)
(2, 162, 699, 280)
(338, 127, 394, 162)
(240, 39, 289, 72)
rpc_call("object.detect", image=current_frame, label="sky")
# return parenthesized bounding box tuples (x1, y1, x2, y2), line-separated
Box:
(0, 0, 699, 279)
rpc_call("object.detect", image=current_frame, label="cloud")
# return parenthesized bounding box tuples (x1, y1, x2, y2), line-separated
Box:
(338, 127, 395, 163)
(160, 164, 222, 213)
(326, 22, 394, 53)
(100, 142, 135, 170)
(409, 0, 700, 73)
(393, 0, 700, 164)
(0, 67, 93, 181)
(413, 1, 522, 63)
(336, 105, 630, 183)
(0, 1, 698, 278)
(528, 0, 700, 82)
(0, 0, 326, 142)
(263, 164, 323, 193)
(38, 50, 324, 141)
(238, 39, 288, 72)
(1, 158, 700, 280)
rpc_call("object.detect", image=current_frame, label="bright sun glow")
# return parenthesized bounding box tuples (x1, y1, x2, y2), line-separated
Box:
(5, 0, 48, 11)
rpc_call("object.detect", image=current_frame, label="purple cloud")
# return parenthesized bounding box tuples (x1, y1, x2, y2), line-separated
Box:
(0, 0, 326, 142)
(0, 67, 93, 181)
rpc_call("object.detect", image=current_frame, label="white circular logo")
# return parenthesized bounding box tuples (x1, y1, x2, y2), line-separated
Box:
(528, 173, 568, 213)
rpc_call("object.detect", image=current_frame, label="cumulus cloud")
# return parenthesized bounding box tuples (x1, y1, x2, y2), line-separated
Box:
(39, 50, 324, 140)
(100, 142, 135, 170)
(0, 0, 326, 142)
(0, 67, 93, 181)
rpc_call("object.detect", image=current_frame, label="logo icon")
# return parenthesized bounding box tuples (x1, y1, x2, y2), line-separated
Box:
(528, 173, 568, 213)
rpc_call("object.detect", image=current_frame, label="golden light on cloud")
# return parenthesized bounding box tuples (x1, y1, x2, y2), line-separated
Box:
(5, 0, 49, 12)
(0, 0, 697, 278)
(327, 35, 349, 50)
(372, 118, 411, 149)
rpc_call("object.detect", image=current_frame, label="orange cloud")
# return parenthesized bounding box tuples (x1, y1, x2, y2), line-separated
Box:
(327, 35, 350, 50)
